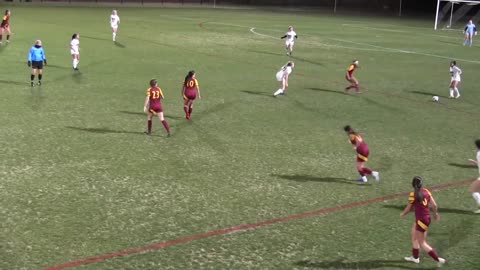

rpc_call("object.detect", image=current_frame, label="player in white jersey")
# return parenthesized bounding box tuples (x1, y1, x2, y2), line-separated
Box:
(110, 10, 120, 42)
(463, 19, 477, 47)
(280, 26, 297, 56)
(273, 61, 294, 97)
(70, 33, 80, 71)
(449, 60, 461, 99)
(468, 139, 480, 213)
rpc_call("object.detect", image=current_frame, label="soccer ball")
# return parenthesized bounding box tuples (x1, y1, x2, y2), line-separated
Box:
(432, 96, 439, 102)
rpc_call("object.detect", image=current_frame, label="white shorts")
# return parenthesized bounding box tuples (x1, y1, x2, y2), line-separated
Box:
(276, 71, 284, 82)
(70, 49, 79, 55)
(451, 76, 461, 82)
(286, 40, 295, 47)
(111, 24, 118, 29)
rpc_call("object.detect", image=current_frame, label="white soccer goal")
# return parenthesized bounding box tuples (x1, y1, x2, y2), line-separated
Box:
(434, 0, 480, 30)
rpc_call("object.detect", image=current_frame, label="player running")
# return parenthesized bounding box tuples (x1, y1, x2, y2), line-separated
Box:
(280, 26, 297, 56)
(27, 40, 47, 87)
(468, 139, 480, 213)
(0, 9, 11, 45)
(344, 125, 379, 183)
(273, 61, 294, 97)
(143, 79, 171, 137)
(182, 70, 201, 120)
(345, 60, 360, 93)
(449, 60, 461, 99)
(70, 33, 80, 71)
(463, 19, 477, 47)
(401, 176, 446, 267)
(110, 10, 120, 42)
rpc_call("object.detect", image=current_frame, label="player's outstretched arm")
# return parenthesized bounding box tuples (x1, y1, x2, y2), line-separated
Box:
(143, 96, 149, 113)
(400, 203, 412, 218)
(280, 35, 287, 39)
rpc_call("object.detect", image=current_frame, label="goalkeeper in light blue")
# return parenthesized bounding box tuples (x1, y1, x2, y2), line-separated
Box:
(463, 20, 477, 46)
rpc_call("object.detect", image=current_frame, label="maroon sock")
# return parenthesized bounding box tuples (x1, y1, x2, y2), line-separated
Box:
(362, 168, 372, 175)
(0, 35, 2, 40)
(6, 35, 10, 40)
(188, 107, 193, 114)
(183, 106, 188, 114)
(428, 250, 439, 262)
(358, 170, 365, 177)
(412, 248, 419, 259)
(162, 120, 170, 134)
(147, 120, 152, 133)
(355, 85, 360, 91)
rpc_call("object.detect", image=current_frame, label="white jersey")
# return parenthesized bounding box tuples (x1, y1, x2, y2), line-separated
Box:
(476, 150, 480, 176)
(110, 14, 120, 27)
(285, 30, 297, 43)
(450, 66, 462, 82)
(276, 65, 293, 81)
(70, 38, 80, 55)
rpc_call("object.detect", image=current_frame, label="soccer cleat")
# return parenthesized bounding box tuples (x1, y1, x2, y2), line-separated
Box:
(74, 67, 79, 71)
(357, 176, 368, 183)
(372, 171, 380, 182)
(38, 81, 42, 86)
(6, 40, 9, 43)
(167, 133, 171, 137)
(404, 256, 420, 264)
(473, 209, 480, 214)
(144, 131, 151, 135)
(31, 81, 34, 87)
(186, 114, 190, 120)
(455, 95, 460, 99)
(437, 258, 446, 267)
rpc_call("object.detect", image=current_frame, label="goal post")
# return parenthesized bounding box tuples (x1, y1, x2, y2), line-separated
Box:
(434, 0, 480, 30)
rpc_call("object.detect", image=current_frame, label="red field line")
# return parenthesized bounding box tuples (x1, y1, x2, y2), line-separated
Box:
(44, 178, 473, 270)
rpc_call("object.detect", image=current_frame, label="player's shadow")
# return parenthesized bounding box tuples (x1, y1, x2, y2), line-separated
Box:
(114, 41, 126, 48)
(47, 64, 70, 70)
(0, 79, 27, 86)
(82, 35, 112, 42)
(295, 258, 436, 270)
(408, 90, 448, 99)
(272, 174, 360, 185)
(247, 49, 283, 57)
(118, 111, 183, 120)
(290, 55, 325, 67)
(72, 72, 82, 83)
(382, 205, 475, 215)
(448, 162, 476, 169)
(66, 126, 145, 135)
(306, 87, 350, 96)
(241, 90, 272, 97)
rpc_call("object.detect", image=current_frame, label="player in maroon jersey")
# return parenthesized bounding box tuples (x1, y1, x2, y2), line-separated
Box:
(344, 125, 379, 183)
(345, 60, 360, 92)
(400, 177, 446, 267)
(181, 70, 201, 120)
(143, 79, 170, 136)
(0, 9, 11, 44)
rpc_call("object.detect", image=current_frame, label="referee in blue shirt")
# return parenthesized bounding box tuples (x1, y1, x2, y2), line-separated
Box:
(28, 40, 47, 87)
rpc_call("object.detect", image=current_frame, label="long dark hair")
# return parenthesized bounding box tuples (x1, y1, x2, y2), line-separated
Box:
(184, 70, 195, 86)
(343, 125, 354, 134)
(475, 139, 480, 150)
(72, 33, 78, 40)
(412, 176, 424, 202)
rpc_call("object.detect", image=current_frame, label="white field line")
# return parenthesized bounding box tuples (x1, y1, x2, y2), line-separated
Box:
(248, 26, 480, 64)
(341, 23, 459, 40)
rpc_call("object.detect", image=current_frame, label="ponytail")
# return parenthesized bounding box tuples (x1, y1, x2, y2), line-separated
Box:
(184, 70, 195, 86)
(412, 176, 424, 202)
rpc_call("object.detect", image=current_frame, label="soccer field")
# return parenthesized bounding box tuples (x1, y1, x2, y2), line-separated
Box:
(1, 5, 480, 270)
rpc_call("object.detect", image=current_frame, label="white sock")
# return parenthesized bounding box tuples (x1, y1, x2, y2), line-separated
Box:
(454, 87, 460, 97)
(449, 88, 454, 97)
(361, 176, 368, 182)
(73, 59, 79, 68)
(473, 192, 480, 205)
(113, 32, 116, 40)
(273, 89, 283, 96)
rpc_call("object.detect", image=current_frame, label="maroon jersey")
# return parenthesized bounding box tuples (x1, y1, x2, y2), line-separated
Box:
(1, 14, 10, 27)
(409, 188, 432, 221)
(346, 64, 356, 78)
(147, 86, 163, 109)
(349, 133, 367, 148)
(184, 78, 199, 99)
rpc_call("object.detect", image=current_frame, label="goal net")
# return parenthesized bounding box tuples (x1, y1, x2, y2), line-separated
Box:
(434, 0, 480, 30)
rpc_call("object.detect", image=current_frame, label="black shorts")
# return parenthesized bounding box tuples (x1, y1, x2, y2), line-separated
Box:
(32, 61, 43, 69)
